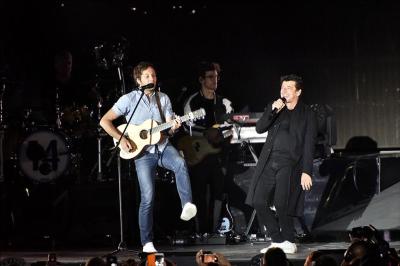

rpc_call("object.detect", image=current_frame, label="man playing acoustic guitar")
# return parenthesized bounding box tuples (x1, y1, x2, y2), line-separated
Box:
(100, 61, 197, 253)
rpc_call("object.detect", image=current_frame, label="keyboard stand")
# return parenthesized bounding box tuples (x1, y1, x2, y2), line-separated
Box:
(232, 124, 260, 238)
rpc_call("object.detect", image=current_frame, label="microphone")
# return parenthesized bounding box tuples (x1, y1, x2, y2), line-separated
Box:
(137, 83, 155, 90)
(270, 97, 287, 117)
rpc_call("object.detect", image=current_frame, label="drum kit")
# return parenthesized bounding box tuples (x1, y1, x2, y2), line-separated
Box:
(1, 86, 101, 185)
(0, 40, 134, 186)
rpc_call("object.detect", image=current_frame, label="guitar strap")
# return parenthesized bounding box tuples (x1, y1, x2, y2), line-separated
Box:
(155, 91, 166, 123)
(154, 91, 166, 154)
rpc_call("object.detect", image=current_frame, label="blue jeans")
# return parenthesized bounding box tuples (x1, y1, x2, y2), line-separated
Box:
(134, 143, 193, 245)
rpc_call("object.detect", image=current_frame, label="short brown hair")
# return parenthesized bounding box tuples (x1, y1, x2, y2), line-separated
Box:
(133, 61, 155, 85)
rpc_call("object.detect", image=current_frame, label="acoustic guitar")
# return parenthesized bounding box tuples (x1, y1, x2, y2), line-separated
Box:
(113, 108, 206, 159)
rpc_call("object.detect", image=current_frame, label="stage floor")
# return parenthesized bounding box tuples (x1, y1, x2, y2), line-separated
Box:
(2, 241, 400, 265)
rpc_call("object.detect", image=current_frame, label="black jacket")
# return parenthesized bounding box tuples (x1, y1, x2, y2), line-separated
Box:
(245, 101, 317, 216)
(183, 91, 233, 134)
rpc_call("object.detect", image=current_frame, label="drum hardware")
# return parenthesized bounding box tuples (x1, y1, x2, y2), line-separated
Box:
(1, 77, 7, 181)
(0, 78, 5, 126)
(55, 87, 62, 129)
(89, 134, 118, 182)
(60, 104, 92, 139)
(113, 39, 128, 97)
(22, 108, 32, 127)
(0, 127, 4, 182)
(1, 79, 88, 185)
(20, 106, 49, 129)
(84, 76, 109, 182)
(93, 42, 108, 70)
(90, 40, 130, 183)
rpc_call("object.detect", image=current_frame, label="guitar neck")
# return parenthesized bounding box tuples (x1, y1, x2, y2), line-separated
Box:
(150, 114, 192, 134)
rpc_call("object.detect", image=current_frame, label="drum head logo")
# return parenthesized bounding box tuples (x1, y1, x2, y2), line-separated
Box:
(19, 130, 69, 182)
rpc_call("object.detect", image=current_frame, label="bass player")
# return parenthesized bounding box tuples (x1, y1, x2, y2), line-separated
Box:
(182, 61, 233, 235)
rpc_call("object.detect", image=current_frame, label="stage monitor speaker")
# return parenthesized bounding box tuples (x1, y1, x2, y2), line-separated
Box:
(310, 155, 400, 240)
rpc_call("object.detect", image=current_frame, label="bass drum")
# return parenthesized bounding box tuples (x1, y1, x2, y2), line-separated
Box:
(18, 129, 70, 183)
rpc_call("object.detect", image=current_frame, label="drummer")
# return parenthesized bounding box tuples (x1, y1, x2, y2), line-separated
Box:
(38, 49, 99, 180)
(39, 49, 95, 131)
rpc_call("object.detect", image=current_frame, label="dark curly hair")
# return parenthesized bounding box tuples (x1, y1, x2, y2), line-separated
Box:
(197, 61, 221, 78)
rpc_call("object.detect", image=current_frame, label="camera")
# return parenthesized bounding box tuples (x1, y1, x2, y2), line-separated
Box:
(201, 251, 218, 263)
(349, 225, 376, 242)
(106, 255, 118, 266)
(47, 253, 57, 266)
(146, 253, 165, 266)
(155, 253, 165, 266)
(346, 225, 397, 264)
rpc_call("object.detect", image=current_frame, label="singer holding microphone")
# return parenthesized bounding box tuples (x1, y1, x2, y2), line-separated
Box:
(245, 74, 317, 254)
(100, 61, 197, 253)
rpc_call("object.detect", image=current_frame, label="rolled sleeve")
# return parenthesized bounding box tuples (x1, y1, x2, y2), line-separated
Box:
(112, 94, 130, 117)
(163, 94, 174, 119)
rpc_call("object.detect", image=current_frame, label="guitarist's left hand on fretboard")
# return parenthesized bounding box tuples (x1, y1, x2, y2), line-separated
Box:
(170, 115, 182, 132)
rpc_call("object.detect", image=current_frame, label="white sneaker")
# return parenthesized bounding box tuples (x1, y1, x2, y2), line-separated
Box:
(279, 240, 297, 254)
(260, 241, 297, 254)
(260, 242, 279, 253)
(143, 242, 157, 253)
(180, 202, 197, 221)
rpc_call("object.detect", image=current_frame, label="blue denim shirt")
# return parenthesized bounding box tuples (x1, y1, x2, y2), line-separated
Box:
(112, 89, 174, 153)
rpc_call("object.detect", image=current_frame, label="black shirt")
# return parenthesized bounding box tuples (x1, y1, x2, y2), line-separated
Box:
(271, 109, 297, 161)
(183, 90, 232, 132)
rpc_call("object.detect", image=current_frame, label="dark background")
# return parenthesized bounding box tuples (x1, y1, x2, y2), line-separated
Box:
(1, 0, 400, 148)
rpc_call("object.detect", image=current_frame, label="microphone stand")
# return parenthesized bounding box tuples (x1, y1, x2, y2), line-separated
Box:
(0, 79, 6, 182)
(96, 98, 103, 182)
(115, 63, 134, 180)
(106, 87, 145, 256)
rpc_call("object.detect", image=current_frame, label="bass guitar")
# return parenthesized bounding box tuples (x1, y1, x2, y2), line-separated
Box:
(177, 124, 233, 166)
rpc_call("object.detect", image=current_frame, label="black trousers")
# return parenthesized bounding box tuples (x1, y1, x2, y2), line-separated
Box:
(252, 157, 295, 243)
(189, 154, 225, 233)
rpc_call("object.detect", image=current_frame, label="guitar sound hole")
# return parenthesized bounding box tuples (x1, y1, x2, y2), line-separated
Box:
(139, 130, 148, 139)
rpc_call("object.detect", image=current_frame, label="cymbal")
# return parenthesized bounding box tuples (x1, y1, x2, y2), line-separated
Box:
(0, 77, 24, 85)
(81, 78, 118, 85)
